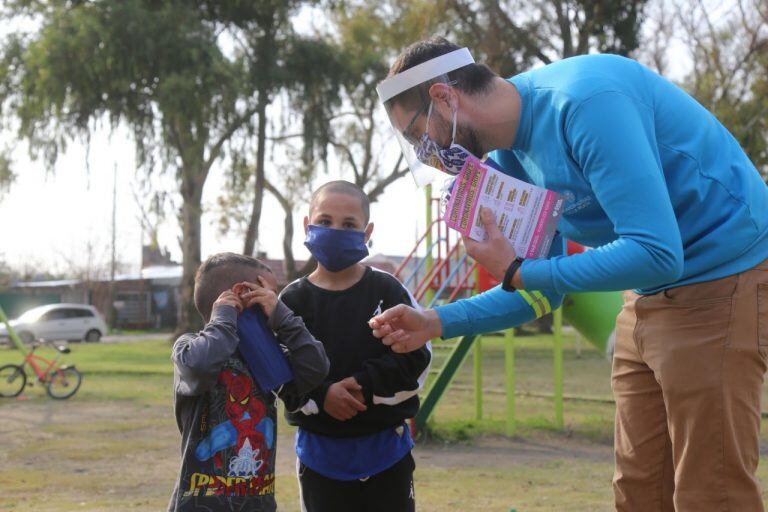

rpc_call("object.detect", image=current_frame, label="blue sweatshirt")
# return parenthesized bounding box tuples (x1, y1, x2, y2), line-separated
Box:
(436, 54, 768, 339)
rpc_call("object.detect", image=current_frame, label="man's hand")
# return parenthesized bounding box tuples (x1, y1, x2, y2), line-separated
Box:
(369, 305, 442, 353)
(237, 277, 279, 318)
(213, 290, 244, 313)
(462, 207, 517, 281)
(324, 377, 367, 421)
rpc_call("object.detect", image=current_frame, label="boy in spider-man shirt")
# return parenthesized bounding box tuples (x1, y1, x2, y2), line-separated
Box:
(169, 253, 329, 512)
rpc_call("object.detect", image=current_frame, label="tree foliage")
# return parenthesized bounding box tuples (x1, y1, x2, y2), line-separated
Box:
(0, 0, 273, 332)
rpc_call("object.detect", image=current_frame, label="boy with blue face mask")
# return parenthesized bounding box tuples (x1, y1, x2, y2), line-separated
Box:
(169, 253, 330, 512)
(280, 180, 432, 512)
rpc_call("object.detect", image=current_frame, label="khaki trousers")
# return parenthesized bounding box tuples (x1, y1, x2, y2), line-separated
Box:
(612, 260, 768, 511)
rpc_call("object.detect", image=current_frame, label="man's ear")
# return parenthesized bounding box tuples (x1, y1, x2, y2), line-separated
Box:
(428, 82, 458, 112)
(364, 222, 374, 244)
(303, 216, 309, 235)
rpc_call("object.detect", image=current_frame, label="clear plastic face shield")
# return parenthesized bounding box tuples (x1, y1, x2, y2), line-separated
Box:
(377, 48, 475, 188)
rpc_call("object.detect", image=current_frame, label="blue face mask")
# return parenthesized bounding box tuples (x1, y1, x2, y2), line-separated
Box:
(304, 224, 369, 272)
(236, 307, 293, 394)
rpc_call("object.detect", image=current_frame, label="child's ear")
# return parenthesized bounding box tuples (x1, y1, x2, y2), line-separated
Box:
(364, 222, 374, 243)
(303, 216, 309, 235)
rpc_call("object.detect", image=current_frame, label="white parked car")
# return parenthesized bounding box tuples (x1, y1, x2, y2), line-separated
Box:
(0, 303, 108, 344)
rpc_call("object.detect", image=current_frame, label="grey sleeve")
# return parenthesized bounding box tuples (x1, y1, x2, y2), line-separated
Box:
(267, 300, 330, 398)
(172, 305, 240, 397)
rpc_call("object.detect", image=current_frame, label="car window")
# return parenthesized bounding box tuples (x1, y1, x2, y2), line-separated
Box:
(40, 309, 68, 321)
(66, 308, 93, 318)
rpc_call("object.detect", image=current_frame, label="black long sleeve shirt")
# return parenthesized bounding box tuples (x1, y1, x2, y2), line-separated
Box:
(280, 267, 432, 438)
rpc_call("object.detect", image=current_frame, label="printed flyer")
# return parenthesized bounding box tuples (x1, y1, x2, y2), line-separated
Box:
(444, 156, 564, 259)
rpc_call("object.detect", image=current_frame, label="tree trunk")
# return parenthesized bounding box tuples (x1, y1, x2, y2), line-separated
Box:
(176, 171, 204, 335)
(243, 21, 275, 257)
(263, 179, 316, 282)
(243, 97, 267, 256)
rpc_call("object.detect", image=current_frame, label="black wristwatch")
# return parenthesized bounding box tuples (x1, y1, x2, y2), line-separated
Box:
(501, 257, 525, 292)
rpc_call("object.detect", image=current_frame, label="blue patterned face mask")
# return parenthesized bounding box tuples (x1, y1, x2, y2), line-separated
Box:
(304, 224, 369, 272)
(415, 102, 474, 176)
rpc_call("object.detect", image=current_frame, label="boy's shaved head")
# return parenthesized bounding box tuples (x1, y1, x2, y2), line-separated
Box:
(310, 181, 370, 224)
(194, 252, 274, 321)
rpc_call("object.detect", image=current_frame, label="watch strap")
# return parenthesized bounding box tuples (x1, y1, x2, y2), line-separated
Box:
(501, 257, 525, 292)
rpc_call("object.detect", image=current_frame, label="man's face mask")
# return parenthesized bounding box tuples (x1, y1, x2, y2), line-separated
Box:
(304, 224, 369, 272)
(415, 102, 474, 176)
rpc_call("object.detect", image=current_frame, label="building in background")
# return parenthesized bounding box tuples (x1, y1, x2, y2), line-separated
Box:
(0, 247, 406, 329)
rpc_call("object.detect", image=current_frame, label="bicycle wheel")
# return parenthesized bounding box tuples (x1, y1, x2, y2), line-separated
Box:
(46, 366, 82, 399)
(0, 364, 26, 398)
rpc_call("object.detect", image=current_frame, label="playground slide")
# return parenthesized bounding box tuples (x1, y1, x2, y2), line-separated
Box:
(562, 292, 623, 355)
(561, 240, 623, 355)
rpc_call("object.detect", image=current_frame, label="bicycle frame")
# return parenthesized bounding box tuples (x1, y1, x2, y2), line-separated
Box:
(21, 347, 63, 383)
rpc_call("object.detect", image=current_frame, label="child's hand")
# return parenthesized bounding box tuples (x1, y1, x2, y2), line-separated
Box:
(238, 277, 278, 318)
(213, 290, 244, 313)
(324, 377, 367, 421)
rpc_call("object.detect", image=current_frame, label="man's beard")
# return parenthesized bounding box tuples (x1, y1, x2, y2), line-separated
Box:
(456, 123, 484, 157)
(434, 109, 485, 157)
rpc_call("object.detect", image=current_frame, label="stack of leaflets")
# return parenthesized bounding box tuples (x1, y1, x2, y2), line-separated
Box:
(444, 156, 564, 259)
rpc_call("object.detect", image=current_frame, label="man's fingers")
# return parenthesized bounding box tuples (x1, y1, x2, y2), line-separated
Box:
(479, 207, 502, 239)
(384, 330, 414, 353)
(381, 329, 409, 348)
(461, 234, 479, 255)
(371, 323, 394, 339)
(370, 304, 408, 326)
(392, 343, 410, 354)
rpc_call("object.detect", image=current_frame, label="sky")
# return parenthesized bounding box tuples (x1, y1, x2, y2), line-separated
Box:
(0, 1, 710, 279)
(0, 124, 426, 277)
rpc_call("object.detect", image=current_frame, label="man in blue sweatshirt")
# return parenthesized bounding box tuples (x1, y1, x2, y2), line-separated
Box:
(371, 37, 768, 511)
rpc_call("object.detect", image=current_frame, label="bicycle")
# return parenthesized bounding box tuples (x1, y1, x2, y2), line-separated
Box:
(0, 340, 83, 399)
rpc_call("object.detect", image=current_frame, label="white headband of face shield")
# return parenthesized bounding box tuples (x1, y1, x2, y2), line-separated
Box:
(376, 48, 475, 102)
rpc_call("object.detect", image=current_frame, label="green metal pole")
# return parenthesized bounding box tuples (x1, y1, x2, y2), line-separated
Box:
(553, 307, 564, 429)
(472, 264, 482, 421)
(0, 305, 27, 354)
(474, 337, 483, 420)
(504, 328, 516, 436)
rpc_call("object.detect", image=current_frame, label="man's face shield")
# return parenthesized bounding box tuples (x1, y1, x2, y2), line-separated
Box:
(377, 48, 475, 187)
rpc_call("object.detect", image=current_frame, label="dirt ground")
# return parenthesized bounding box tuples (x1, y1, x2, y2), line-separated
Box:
(0, 398, 615, 511)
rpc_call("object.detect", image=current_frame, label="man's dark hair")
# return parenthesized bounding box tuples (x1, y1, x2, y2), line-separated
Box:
(193, 252, 273, 321)
(310, 180, 370, 224)
(386, 36, 498, 112)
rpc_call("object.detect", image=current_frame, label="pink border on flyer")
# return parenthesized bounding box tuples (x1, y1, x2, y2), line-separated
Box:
(462, 160, 487, 237)
(444, 157, 487, 237)
(525, 190, 558, 258)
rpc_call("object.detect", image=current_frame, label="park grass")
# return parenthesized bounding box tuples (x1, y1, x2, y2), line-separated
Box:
(2, 335, 768, 510)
